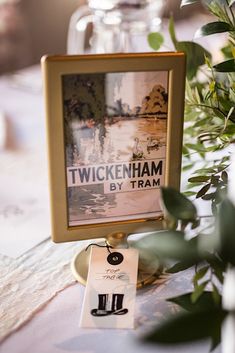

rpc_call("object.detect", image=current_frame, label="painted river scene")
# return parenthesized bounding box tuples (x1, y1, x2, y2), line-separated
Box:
(62, 71, 168, 226)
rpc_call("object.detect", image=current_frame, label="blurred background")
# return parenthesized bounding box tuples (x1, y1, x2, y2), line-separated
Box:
(0, 0, 203, 74)
(0, 0, 83, 73)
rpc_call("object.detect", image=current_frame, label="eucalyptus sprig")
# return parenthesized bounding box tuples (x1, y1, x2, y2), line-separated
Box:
(148, 0, 235, 207)
(136, 187, 235, 351)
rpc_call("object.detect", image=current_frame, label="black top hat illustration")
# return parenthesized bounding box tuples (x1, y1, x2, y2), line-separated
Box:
(91, 293, 128, 317)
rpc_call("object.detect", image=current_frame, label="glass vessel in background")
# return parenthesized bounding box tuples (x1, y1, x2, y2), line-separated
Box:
(67, 0, 164, 54)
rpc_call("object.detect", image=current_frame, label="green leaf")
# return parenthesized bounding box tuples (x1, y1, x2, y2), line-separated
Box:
(221, 171, 228, 183)
(135, 230, 200, 261)
(212, 284, 221, 306)
(176, 41, 211, 80)
(168, 16, 178, 47)
(185, 78, 196, 103)
(206, 254, 226, 279)
(168, 16, 211, 79)
(221, 44, 234, 59)
(225, 124, 235, 135)
(182, 145, 190, 156)
(185, 143, 210, 153)
(214, 59, 235, 72)
(229, 88, 235, 102)
(143, 308, 226, 344)
(212, 268, 224, 284)
(191, 281, 209, 303)
(161, 187, 197, 221)
(193, 266, 209, 282)
(167, 259, 196, 273)
(218, 198, 235, 266)
(195, 22, 233, 38)
(180, 0, 199, 6)
(194, 117, 213, 128)
(217, 164, 229, 172)
(210, 333, 221, 352)
(193, 167, 216, 174)
(183, 164, 194, 172)
(183, 191, 197, 197)
(168, 291, 221, 312)
(188, 175, 211, 183)
(202, 192, 216, 201)
(147, 32, 164, 51)
(228, 0, 235, 6)
(196, 183, 211, 198)
(211, 175, 220, 186)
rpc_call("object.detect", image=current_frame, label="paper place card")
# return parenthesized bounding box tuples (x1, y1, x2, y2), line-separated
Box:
(80, 247, 139, 329)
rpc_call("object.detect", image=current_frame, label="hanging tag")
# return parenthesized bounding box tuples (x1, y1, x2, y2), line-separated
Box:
(80, 247, 139, 329)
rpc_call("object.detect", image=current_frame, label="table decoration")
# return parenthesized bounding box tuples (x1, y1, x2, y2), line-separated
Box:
(1, 1, 234, 353)
(42, 52, 186, 287)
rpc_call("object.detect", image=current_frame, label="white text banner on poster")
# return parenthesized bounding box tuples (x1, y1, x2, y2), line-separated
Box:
(67, 159, 165, 193)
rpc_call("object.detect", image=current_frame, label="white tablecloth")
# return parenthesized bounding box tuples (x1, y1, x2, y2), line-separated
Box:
(1, 268, 221, 353)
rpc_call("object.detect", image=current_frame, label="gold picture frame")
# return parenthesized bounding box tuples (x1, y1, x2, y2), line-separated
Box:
(42, 52, 186, 243)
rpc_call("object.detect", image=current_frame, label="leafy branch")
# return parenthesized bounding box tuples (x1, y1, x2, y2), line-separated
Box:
(135, 187, 235, 350)
(148, 0, 235, 206)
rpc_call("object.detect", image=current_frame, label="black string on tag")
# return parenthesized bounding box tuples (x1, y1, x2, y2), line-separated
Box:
(85, 242, 124, 265)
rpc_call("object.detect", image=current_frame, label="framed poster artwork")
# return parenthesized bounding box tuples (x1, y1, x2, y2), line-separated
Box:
(42, 52, 186, 243)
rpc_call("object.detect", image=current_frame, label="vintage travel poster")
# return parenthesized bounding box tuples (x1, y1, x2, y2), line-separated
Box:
(62, 71, 168, 226)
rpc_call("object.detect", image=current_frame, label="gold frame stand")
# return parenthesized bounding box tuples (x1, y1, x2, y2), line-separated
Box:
(71, 232, 163, 288)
